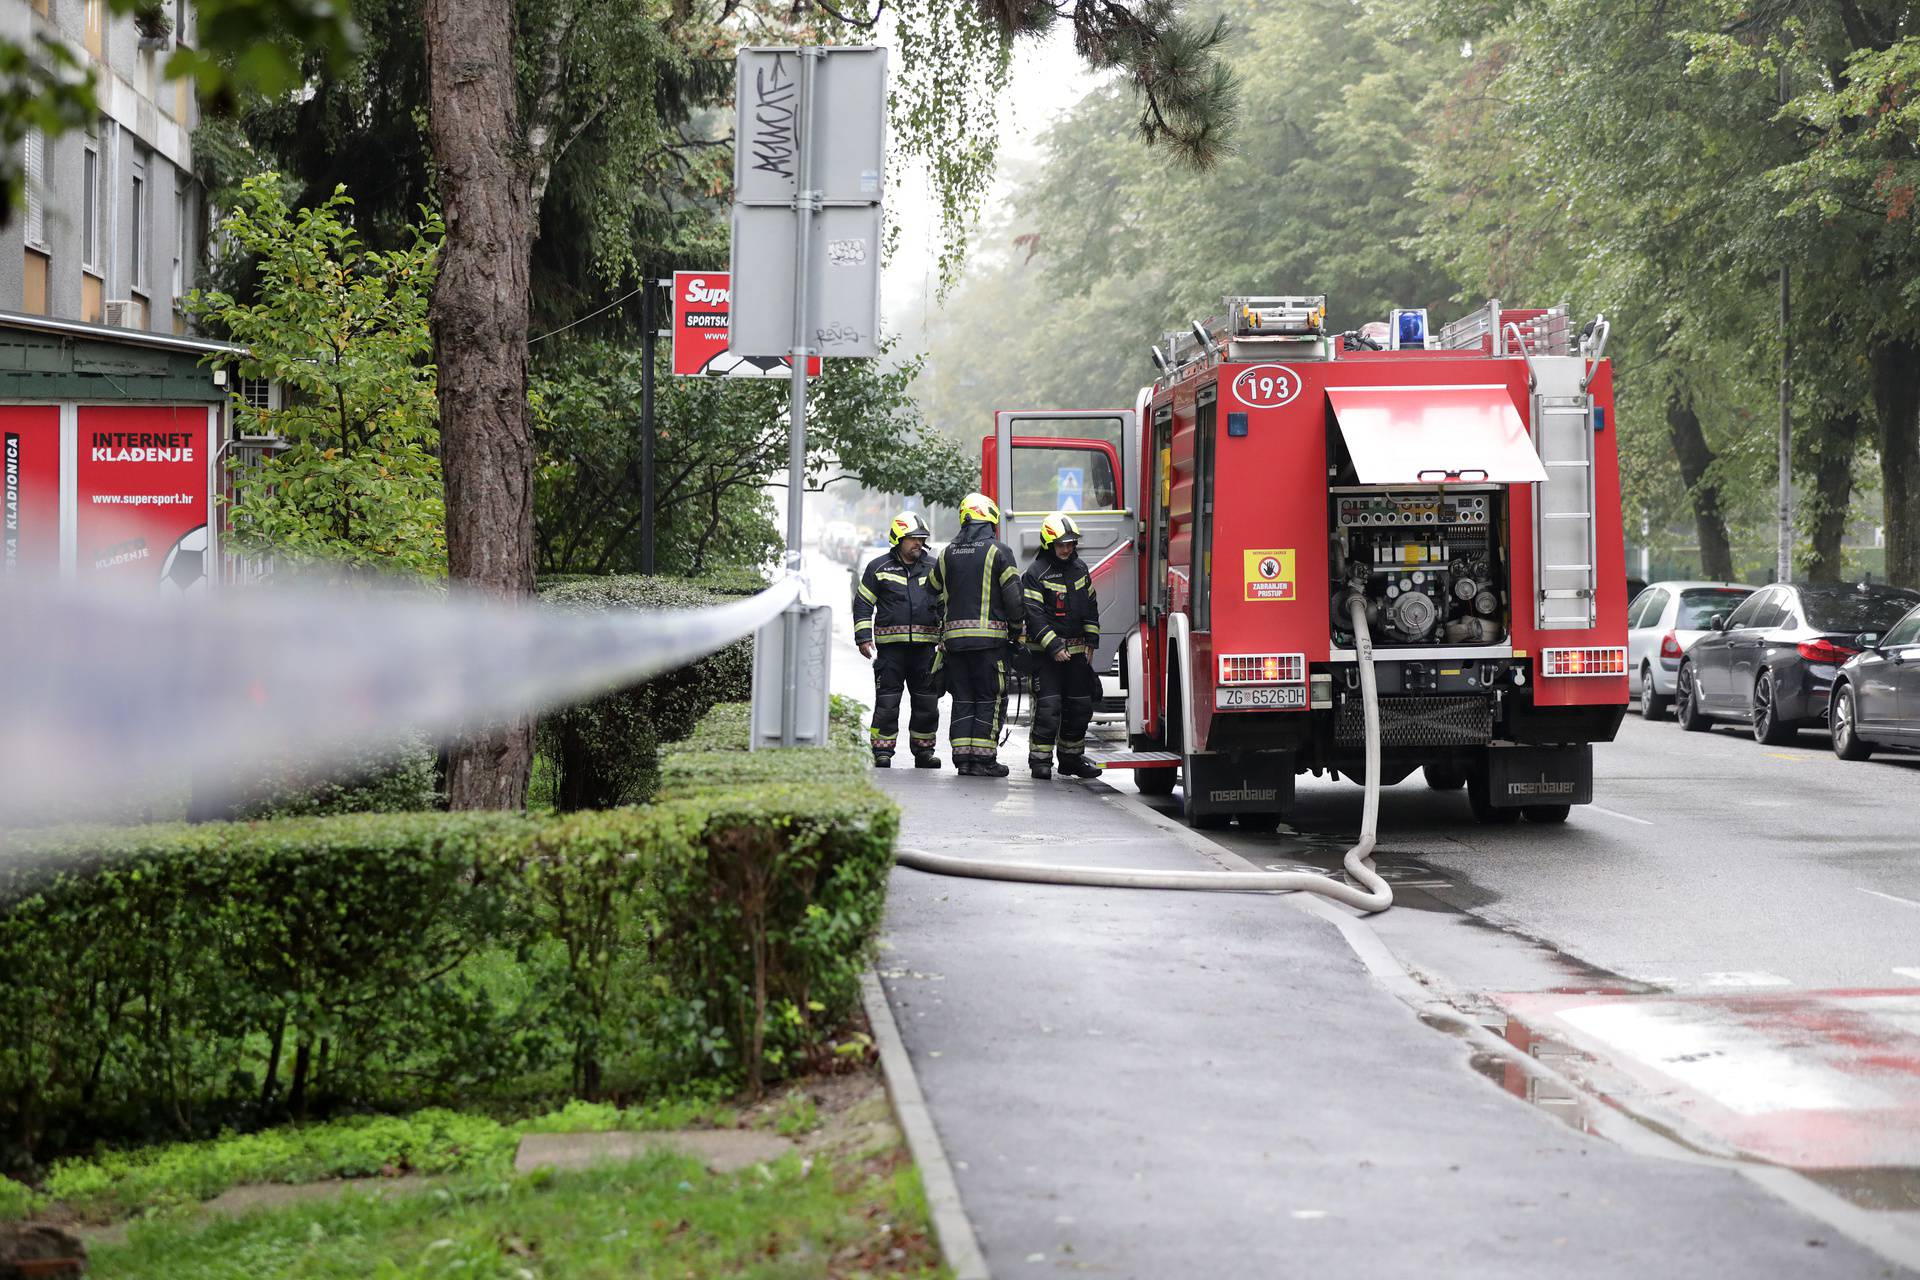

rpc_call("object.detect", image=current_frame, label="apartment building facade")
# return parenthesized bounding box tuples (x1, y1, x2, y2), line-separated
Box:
(6, 0, 203, 334)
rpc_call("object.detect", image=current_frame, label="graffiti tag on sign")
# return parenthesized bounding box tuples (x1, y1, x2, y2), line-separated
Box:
(826, 238, 868, 266)
(1244, 548, 1296, 601)
(1230, 364, 1302, 409)
(748, 54, 798, 180)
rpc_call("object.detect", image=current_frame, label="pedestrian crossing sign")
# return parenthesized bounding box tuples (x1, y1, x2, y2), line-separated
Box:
(1056, 466, 1084, 512)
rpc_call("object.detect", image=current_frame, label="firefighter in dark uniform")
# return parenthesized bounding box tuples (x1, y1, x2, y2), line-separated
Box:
(928, 492, 1025, 777)
(1023, 512, 1105, 780)
(852, 512, 943, 769)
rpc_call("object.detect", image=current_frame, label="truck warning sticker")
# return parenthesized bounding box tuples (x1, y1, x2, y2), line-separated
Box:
(1244, 549, 1296, 601)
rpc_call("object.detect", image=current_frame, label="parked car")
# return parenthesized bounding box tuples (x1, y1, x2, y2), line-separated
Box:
(1675, 582, 1920, 743)
(1829, 601, 1920, 761)
(1627, 581, 1756, 718)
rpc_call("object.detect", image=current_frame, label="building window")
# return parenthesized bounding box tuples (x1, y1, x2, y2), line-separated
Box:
(30, 0, 49, 17)
(131, 154, 149, 294)
(173, 188, 190, 301)
(84, 0, 104, 57)
(82, 143, 99, 270)
(22, 129, 46, 249)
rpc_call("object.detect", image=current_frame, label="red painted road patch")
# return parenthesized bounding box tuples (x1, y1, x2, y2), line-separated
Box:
(1495, 989, 1920, 1169)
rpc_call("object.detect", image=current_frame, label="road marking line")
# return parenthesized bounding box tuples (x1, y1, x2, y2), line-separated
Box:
(1894, 968, 1920, 982)
(1697, 971, 1792, 988)
(1764, 752, 1809, 762)
(1859, 887, 1920, 909)
(1589, 804, 1655, 826)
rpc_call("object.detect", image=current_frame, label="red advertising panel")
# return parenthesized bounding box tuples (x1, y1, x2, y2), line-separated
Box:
(1, 405, 61, 578)
(670, 270, 819, 378)
(75, 405, 211, 592)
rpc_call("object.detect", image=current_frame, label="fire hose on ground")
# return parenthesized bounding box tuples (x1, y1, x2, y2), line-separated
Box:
(893, 596, 1394, 914)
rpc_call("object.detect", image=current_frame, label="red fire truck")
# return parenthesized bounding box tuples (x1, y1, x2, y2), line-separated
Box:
(982, 297, 1628, 829)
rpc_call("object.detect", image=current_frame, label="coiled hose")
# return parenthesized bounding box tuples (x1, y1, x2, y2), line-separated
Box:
(894, 597, 1393, 914)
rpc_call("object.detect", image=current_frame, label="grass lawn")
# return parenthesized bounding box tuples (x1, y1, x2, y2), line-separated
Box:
(66, 1072, 945, 1279)
(90, 1146, 942, 1279)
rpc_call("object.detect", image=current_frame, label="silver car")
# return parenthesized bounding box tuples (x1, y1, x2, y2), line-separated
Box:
(1626, 581, 1757, 719)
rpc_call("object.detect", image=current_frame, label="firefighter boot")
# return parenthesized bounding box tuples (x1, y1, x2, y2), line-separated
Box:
(1058, 757, 1103, 780)
(914, 753, 941, 769)
(1031, 762, 1053, 780)
(872, 755, 892, 769)
(968, 758, 1010, 778)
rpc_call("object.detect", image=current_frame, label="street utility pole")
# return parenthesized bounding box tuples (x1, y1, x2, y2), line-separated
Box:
(640, 278, 660, 576)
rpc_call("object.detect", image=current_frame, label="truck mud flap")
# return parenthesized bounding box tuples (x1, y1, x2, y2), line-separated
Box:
(1185, 752, 1294, 819)
(1484, 744, 1592, 808)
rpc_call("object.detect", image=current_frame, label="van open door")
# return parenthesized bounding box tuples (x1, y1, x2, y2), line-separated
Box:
(982, 409, 1139, 675)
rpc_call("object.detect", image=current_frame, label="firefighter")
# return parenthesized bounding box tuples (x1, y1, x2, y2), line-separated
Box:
(852, 511, 943, 769)
(1022, 513, 1104, 780)
(928, 492, 1025, 777)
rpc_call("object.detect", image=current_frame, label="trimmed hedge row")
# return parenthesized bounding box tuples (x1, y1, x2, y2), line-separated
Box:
(0, 709, 894, 1166)
(535, 576, 757, 810)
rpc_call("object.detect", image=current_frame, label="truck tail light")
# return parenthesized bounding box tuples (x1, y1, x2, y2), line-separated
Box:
(1795, 638, 1858, 665)
(1659, 632, 1683, 660)
(1541, 647, 1626, 678)
(1219, 653, 1305, 685)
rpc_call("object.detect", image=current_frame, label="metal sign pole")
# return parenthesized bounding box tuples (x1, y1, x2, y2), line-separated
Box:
(640, 278, 659, 576)
(780, 49, 822, 747)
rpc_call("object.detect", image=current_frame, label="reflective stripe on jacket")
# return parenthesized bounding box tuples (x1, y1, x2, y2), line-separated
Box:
(852, 547, 941, 644)
(928, 522, 1024, 651)
(1022, 550, 1100, 657)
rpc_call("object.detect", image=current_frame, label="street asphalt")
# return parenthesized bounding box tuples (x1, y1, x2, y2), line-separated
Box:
(815, 552, 1920, 1276)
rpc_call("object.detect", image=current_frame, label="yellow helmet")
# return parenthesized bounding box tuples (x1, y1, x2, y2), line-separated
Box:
(959, 492, 1001, 525)
(1039, 512, 1082, 549)
(889, 510, 932, 546)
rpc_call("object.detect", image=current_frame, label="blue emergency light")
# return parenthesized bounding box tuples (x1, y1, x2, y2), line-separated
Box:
(1390, 308, 1428, 350)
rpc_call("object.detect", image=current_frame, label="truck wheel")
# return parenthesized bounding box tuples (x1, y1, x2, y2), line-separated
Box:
(1522, 805, 1571, 824)
(1136, 767, 1177, 796)
(1237, 812, 1283, 833)
(1423, 764, 1467, 791)
(1466, 770, 1520, 825)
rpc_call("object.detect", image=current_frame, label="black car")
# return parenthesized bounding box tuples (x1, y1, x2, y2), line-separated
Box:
(1830, 602, 1920, 760)
(1674, 582, 1920, 744)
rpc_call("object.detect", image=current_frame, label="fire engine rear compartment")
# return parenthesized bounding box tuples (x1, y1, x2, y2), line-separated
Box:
(1144, 307, 1626, 828)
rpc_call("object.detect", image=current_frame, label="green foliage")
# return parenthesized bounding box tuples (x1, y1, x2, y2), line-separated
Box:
(0, 814, 533, 1169)
(1, 720, 898, 1160)
(651, 703, 894, 1093)
(533, 576, 757, 808)
(86, 1144, 943, 1280)
(188, 175, 446, 577)
(532, 337, 971, 576)
(225, 738, 442, 821)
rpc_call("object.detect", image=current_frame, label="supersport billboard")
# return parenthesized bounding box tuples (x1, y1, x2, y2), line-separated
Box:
(670, 270, 820, 378)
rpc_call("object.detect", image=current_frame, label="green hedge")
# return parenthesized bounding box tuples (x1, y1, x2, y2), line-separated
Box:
(0, 710, 896, 1168)
(535, 576, 756, 810)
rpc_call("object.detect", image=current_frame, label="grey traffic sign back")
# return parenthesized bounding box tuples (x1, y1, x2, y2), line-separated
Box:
(729, 46, 886, 359)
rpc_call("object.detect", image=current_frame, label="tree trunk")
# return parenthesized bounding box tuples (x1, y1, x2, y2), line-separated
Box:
(1665, 387, 1734, 580)
(424, 0, 538, 809)
(1871, 337, 1920, 587)
(1803, 410, 1862, 584)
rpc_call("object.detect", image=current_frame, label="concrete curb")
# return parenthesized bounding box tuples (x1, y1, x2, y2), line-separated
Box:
(861, 968, 991, 1280)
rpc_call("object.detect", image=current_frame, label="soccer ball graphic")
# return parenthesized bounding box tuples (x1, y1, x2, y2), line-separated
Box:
(159, 524, 209, 596)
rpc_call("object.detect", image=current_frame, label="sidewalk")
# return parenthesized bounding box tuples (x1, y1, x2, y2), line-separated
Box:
(870, 764, 1908, 1278)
